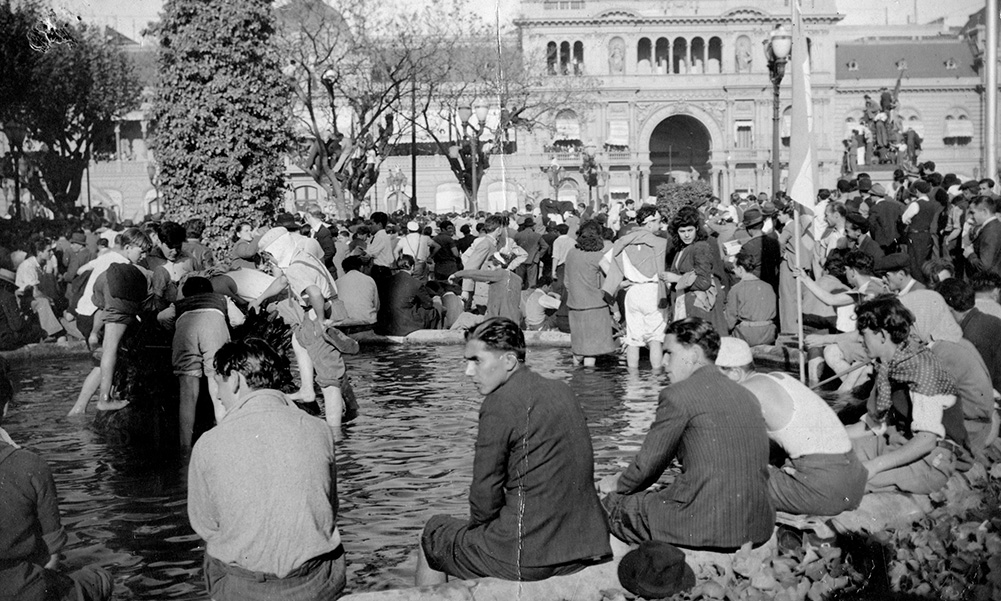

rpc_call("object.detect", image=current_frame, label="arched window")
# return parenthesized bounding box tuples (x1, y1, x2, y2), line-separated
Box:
(691, 37, 705, 74)
(708, 36, 722, 73)
(655, 37, 670, 74)
(944, 111, 973, 146)
(573, 41, 584, 75)
(560, 41, 571, 74)
(672, 37, 688, 74)
(555, 109, 581, 142)
(637, 38, 652, 73)
(546, 41, 557, 75)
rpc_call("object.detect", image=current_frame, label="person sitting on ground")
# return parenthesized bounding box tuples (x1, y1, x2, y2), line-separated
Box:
(334, 255, 379, 329)
(188, 339, 346, 601)
(715, 337, 867, 516)
(377, 254, 441, 336)
(0, 267, 39, 350)
(0, 391, 114, 601)
(598, 317, 774, 551)
(847, 295, 970, 494)
(416, 318, 611, 584)
(450, 251, 524, 326)
(725, 249, 777, 346)
(157, 276, 245, 450)
(15, 239, 66, 342)
(249, 227, 359, 432)
(521, 284, 561, 331)
(938, 277, 1001, 398)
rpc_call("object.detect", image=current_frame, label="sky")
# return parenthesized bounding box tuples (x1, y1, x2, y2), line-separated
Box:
(53, 0, 989, 43)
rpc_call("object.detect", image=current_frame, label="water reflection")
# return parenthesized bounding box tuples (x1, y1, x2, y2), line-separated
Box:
(7, 348, 662, 597)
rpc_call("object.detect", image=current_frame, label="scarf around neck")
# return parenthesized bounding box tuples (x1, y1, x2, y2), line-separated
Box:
(873, 335, 956, 417)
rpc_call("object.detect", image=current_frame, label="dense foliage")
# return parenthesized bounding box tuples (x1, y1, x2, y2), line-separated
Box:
(150, 0, 293, 253)
(0, 0, 141, 217)
(656, 180, 713, 224)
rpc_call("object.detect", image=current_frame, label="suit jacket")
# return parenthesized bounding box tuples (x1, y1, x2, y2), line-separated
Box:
(378, 271, 438, 336)
(855, 235, 885, 263)
(616, 365, 774, 549)
(739, 234, 781, 290)
(465, 367, 611, 567)
(960, 308, 1001, 395)
(969, 219, 1001, 278)
(869, 199, 905, 248)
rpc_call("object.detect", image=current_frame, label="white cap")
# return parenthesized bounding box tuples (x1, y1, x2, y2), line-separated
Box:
(407, 221, 420, 232)
(715, 337, 753, 367)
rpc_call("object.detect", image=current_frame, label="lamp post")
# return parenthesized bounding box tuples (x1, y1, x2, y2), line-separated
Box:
(4, 122, 27, 221)
(765, 24, 792, 200)
(458, 102, 490, 213)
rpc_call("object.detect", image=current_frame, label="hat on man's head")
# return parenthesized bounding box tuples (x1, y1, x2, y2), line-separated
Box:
(960, 180, 980, 192)
(716, 337, 754, 368)
(742, 207, 764, 228)
(407, 221, 420, 232)
(521, 217, 535, 227)
(875, 252, 911, 274)
(0, 268, 15, 286)
(69, 232, 87, 245)
(761, 201, 777, 216)
(618, 541, 696, 599)
(869, 183, 886, 198)
(947, 184, 962, 199)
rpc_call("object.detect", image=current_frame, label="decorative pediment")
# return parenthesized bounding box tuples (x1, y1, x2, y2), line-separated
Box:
(722, 7, 771, 19)
(597, 9, 640, 19)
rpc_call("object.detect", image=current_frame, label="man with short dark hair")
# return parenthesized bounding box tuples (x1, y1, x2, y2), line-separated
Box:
(845, 211, 884, 263)
(417, 317, 611, 584)
(848, 295, 968, 494)
(598, 317, 774, 551)
(979, 178, 996, 196)
(188, 339, 345, 601)
(962, 195, 1001, 278)
(182, 218, 215, 272)
(939, 277, 1001, 395)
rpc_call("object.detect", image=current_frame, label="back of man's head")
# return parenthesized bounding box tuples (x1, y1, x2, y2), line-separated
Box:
(466, 317, 526, 363)
(666, 317, 720, 362)
(213, 338, 282, 391)
(371, 212, 389, 228)
(856, 294, 914, 344)
(184, 218, 205, 240)
(483, 215, 503, 233)
(972, 195, 998, 214)
(181, 276, 214, 297)
(937, 278, 975, 313)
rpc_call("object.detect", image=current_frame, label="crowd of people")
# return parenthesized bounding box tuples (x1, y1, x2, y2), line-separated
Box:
(2, 156, 1001, 599)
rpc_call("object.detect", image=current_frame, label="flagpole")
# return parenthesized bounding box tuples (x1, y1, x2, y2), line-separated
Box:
(793, 204, 806, 383)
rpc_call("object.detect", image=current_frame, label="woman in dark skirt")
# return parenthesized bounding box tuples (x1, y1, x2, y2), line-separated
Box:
(565, 220, 616, 366)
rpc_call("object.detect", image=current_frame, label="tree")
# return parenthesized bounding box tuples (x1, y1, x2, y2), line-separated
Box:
(150, 0, 293, 251)
(0, 0, 142, 217)
(411, 29, 599, 212)
(275, 0, 467, 219)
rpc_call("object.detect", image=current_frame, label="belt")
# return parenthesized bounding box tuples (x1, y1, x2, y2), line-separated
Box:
(738, 320, 773, 327)
(907, 229, 930, 235)
(210, 544, 344, 583)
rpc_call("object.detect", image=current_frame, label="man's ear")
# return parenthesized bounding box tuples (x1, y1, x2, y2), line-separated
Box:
(504, 352, 519, 372)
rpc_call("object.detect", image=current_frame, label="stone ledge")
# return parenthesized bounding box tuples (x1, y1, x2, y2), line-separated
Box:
(0, 340, 91, 365)
(350, 329, 572, 348)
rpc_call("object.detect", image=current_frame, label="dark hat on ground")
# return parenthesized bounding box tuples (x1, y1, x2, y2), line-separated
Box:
(276, 212, 302, 231)
(869, 183, 887, 198)
(761, 201, 778, 216)
(742, 207, 764, 228)
(618, 541, 696, 599)
(875, 252, 911, 274)
(69, 232, 87, 245)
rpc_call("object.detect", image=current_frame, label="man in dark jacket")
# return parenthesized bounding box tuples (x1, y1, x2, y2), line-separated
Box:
(963, 195, 1001, 278)
(868, 183, 905, 254)
(599, 317, 774, 551)
(378, 254, 441, 336)
(305, 207, 337, 273)
(417, 317, 611, 584)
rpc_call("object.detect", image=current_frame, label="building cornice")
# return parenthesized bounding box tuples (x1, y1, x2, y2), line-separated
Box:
(514, 14, 843, 28)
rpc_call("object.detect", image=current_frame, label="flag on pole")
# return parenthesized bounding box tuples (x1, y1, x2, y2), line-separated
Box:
(788, 0, 816, 211)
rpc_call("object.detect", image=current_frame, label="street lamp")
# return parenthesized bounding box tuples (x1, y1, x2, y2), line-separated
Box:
(4, 121, 27, 221)
(765, 24, 792, 200)
(458, 102, 490, 213)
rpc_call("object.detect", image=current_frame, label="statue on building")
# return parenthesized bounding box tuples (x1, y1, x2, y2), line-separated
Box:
(842, 74, 916, 174)
(608, 37, 625, 74)
(735, 36, 752, 73)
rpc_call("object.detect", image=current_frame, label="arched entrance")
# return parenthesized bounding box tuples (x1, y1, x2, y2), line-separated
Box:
(648, 115, 711, 194)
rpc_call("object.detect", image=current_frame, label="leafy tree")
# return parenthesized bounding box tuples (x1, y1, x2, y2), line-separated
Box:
(411, 29, 598, 212)
(150, 0, 293, 252)
(656, 180, 713, 224)
(0, 0, 142, 217)
(275, 0, 463, 219)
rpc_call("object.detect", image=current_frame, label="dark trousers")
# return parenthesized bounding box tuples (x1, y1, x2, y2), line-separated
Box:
(203, 547, 346, 601)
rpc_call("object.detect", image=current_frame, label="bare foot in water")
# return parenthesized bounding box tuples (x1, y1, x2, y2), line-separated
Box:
(96, 399, 130, 411)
